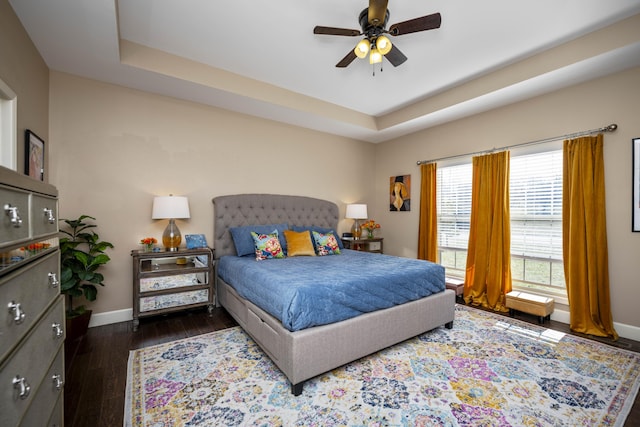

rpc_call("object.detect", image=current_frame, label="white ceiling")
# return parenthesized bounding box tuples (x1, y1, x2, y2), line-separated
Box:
(9, 0, 640, 142)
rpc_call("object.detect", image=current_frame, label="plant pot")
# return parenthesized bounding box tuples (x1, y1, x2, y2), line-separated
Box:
(65, 309, 92, 342)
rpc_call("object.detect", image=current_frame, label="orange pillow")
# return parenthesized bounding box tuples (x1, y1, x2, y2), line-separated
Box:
(283, 230, 316, 257)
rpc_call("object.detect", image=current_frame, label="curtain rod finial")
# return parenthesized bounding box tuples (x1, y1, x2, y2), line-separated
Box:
(605, 124, 618, 132)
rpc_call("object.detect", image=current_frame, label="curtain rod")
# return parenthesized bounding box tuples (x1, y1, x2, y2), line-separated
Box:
(416, 123, 618, 166)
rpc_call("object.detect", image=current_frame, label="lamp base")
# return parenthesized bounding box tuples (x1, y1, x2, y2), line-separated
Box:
(162, 219, 182, 251)
(351, 219, 362, 240)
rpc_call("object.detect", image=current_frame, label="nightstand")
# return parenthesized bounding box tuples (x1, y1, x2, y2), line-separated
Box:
(340, 237, 384, 254)
(131, 247, 215, 331)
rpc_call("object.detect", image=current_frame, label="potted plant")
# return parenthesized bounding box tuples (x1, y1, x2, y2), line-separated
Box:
(59, 215, 114, 341)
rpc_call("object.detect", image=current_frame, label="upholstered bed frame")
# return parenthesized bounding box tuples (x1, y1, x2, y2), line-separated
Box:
(212, 194, 455, 395)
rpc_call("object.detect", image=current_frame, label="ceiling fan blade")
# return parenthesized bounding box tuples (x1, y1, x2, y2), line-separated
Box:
(384, 45, 408, 67)
(368, 0, 388, 26)
(336, 50, 358, 68)
(388, 12, 441, 36)
(314, 26, 361, 36)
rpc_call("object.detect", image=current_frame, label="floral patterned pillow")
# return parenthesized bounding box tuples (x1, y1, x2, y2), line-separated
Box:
(312, 231, 341, 256)
(251, 230, 285, 260)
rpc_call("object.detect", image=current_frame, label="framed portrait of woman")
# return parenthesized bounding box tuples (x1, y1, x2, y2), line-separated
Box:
(390, 174, 411, 211)
(25, 129, 44, 181)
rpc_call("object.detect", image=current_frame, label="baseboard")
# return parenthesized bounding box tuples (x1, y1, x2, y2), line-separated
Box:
(88, 308, 132, 328)
(88, 306, 640, 341)
(611, 321, 640, 342)
(551, 308, 640, 342)
(550, 308, 570, 324)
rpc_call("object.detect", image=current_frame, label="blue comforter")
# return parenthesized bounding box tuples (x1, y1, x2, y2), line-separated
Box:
(217, 250, 445, 331)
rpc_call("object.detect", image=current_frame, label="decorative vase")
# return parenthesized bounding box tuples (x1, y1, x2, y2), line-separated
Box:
(367, 230, 374, 239)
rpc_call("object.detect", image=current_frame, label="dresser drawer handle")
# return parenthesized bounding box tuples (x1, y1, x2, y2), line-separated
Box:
(12, 376, 31, 400)
(52, 374, 64, 390)
(52, 322, 64, 339)
(44, 207, 56, 223)
(7, 301, 26, 324)
(4, 204, 22, 227)
(48, 272, 59, 288)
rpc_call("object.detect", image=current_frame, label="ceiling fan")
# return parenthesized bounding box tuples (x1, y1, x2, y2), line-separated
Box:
(314, 0, 441, 68)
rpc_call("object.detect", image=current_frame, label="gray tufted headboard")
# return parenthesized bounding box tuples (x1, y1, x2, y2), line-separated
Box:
(212, 194, 340, 259)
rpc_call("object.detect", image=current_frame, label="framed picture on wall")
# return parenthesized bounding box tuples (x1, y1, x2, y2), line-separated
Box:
(633, 137, 640, 232)
(390, 174, 411, 211)
(25, 129, 45, 181)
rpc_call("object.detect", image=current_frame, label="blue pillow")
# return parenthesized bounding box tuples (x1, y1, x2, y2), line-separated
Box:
(291, 226, 344, 250)
(230, 223, 289, 256)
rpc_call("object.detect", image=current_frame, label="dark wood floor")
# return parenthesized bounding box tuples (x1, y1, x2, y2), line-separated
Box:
(64, 306, 639, 427)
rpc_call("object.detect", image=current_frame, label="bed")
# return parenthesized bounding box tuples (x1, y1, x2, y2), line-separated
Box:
(212, 193, 455, 395)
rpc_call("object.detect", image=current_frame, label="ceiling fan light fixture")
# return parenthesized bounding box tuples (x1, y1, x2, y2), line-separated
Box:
(369, 47, 382, 64)
(376, 35, 392, 55)
(354, 39, 370, 58)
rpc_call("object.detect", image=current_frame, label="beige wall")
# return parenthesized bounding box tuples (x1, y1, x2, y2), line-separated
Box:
(375, 67, 640, 330)
(4, 0, 638, 334)
(49, 71, 374, 315)
(0, 0, 49, 176)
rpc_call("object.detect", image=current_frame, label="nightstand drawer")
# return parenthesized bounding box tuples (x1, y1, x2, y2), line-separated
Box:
(0, 296, 64, 427)
(139, 288, 210, 312)
(0, 251, 61, 361)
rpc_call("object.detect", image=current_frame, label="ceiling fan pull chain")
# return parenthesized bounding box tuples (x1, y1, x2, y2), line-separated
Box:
(372, 63, 383, 77)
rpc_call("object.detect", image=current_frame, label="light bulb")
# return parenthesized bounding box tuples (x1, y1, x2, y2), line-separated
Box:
(354, 39, 370, 59)
(377, 35, 392, 55)
(369, 47, 382, 64)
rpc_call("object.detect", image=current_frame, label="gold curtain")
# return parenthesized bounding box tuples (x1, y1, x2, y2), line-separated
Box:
(464, 151, 512, 312)
(563, 134, 618, 339)
(418, 163, 438, 262)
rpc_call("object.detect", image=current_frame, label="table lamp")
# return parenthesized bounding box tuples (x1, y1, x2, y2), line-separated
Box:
(152, 195, 190, 251)
(346, 204, 368, 239)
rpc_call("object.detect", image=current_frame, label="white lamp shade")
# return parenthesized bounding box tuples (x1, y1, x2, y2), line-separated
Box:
(346, 204, 368, 219)
(152, 196, 191, 219)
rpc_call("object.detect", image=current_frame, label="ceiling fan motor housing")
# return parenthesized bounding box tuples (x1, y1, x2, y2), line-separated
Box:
(359, 8, 389, 38)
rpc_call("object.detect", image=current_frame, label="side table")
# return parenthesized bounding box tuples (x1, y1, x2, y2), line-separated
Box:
(131, 247, 215, 331)
(340, 237, 384, 254)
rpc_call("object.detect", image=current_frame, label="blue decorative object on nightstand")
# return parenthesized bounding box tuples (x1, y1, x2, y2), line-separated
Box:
(185, 234, 207, 249)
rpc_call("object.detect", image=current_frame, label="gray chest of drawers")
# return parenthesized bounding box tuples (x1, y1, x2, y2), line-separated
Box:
(0, 166, 63, 426)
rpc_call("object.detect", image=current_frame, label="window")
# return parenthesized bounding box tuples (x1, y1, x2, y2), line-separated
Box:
(509, 150, 565, 297)
(437, 148, 567, 300)
(0, 77, 17, 170)
(437, 162, 471, 276)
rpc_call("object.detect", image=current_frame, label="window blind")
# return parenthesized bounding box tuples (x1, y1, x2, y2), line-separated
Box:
(509, 150, 563, 260)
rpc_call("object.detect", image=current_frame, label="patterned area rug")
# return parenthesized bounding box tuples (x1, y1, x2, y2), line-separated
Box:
(124, 305, 640, 426)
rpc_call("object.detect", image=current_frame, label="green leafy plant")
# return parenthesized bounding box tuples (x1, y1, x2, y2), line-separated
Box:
(59, 215, 114, 318)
